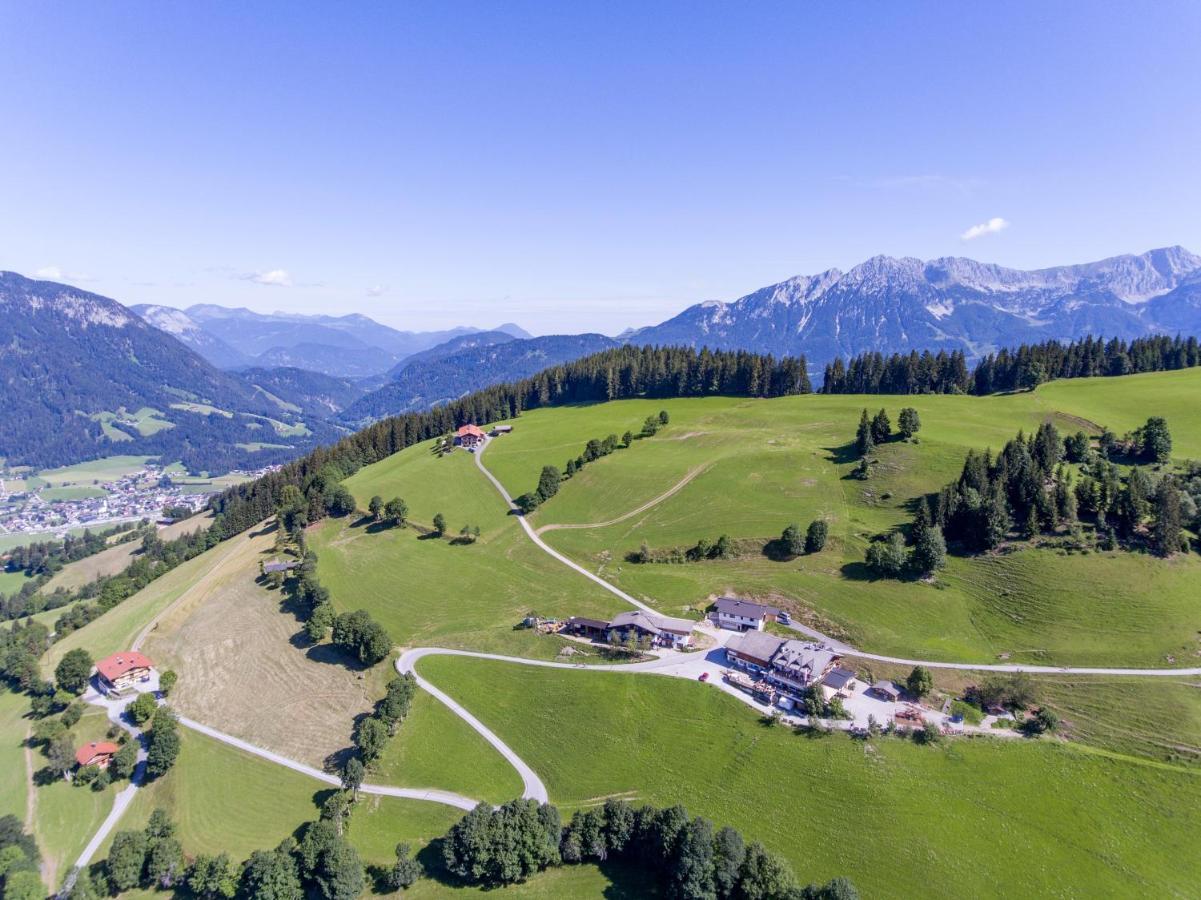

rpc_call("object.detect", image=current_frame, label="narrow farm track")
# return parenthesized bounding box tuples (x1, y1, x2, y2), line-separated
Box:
(475, 438, 1201, 677)
(535, 463, 712, 534)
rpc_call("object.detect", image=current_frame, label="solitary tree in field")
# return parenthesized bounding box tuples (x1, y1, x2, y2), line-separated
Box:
(898, 407, 921, 440)
(341, 758, 365, 801)
(158, 670, 178, 696)
(658, 410, 670, 425)
(432, 513, 447, 536)
(906, 665, 933, 698)
(368, 496, 383, 522)
(383, 498, 407, 528)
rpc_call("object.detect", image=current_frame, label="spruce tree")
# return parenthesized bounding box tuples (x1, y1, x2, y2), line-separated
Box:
(1151, 478, 1183, 557)
(854, 409, 874, 458)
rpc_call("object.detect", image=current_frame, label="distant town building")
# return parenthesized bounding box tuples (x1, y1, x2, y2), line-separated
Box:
(96, 651, 153, 693)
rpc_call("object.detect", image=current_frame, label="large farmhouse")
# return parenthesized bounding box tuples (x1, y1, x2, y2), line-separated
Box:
(725, 631, 785, 673)
(455, 424, 486, 449)
(711, 598, 781, 632)
(726, 634, 840, 693)
(96, 651, 153, 694)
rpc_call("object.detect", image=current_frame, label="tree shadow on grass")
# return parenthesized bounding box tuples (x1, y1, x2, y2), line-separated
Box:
(822, 442, 861, 466)
(761, 538, 799, 563)
(304, 642, 371, 672)
(839, 561, 880, 582)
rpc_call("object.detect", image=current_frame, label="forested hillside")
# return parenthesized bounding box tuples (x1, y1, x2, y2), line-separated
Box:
(0, 272, 332, 471)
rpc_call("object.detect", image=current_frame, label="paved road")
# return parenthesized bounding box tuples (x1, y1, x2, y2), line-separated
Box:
(177, 716, 480, 810)
(479, 436, 1201, 678)
(396, 650, 549, 803)
(473, 439, 655, 614)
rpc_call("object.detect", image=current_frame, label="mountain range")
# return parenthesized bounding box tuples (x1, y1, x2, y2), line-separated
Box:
(130, 303, 531, 377)
(6, 246, 1201, 472)
(629, 246, 1201, 366)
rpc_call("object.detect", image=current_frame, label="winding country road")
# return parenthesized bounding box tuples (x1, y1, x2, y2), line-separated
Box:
(61, 432, 1201, 889)
(473, 437, 1201, 677)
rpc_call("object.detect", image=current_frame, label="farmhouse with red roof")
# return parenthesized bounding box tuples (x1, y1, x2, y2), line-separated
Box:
(96, 651, 153, 693)
(75, 741, 120, 769)
(455, 424, 486, 449)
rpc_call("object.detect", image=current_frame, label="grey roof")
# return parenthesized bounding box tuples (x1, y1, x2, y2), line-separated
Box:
(567, 617, 609, 630)
(871, 680, 901, 698)
(824, 667, 858, 689)
(713, 597, 781, 619)
(726, 631, 785, 662)
(263, 560, 297, 573)
(770, 640, 837, 681)
(609, 610, 694, 636)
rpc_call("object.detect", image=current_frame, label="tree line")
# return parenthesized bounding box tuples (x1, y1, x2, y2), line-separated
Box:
(208, 346, 812, 545)
(517, 410, 670, 513)
(442, 797, 858, 899)
(822, 334, 1201, 395)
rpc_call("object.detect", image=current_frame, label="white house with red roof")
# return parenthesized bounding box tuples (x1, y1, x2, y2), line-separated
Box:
(95, 651, 154, 694)
(455, 424, 486, 449)
(75, 741, 120, 769)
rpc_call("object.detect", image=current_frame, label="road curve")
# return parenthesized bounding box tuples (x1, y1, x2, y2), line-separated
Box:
(396, 650, 549, 803)
(477, 438, 1201, 678)
(177, 716, 480, 810)
(473, 440, 655, 614)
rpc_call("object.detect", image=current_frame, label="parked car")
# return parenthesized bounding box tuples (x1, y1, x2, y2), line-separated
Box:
(777, 612, 792, 625)
(698, 672, 710, 682)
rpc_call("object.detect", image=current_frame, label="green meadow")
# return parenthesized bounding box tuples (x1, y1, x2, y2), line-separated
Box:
(472, 371, 1201, 666)
(313, 442, 629, 660)
(418, 654, 1201, 899)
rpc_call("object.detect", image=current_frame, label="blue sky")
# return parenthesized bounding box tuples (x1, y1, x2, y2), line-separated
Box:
(2, 2, 1198, 335)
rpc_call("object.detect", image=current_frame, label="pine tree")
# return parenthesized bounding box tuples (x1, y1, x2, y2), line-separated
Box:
(1151, 477, 1184, 557)
(854, 410, 874, 458)
(870, 409, 891, 444)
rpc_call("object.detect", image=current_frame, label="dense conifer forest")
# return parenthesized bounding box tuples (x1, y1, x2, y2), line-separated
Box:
(821, 334, 1201, 395)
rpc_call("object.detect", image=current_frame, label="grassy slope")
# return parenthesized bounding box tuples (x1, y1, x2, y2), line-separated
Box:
(312, 442, 629, 661)
(479, 373, 1201, 665)
(372, 690, 524, 804)
(38, 456, 153, 486)
(43, 527, 257, 675)
(45, 514, 214, 594)
(0, 691, 28, 821)
(419, 655, 1201, 899)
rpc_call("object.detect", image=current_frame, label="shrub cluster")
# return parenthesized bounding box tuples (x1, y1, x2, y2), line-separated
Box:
(629, 533, 735, 564)
(352, 672, 416, 763)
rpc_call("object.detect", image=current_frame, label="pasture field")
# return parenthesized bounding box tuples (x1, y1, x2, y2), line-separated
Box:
(169, 402, 232, 417)
(45, 513, 214, 593)
(0, 569, 30, 594)
(38, 456, 153, 486)
(0, 528, 91, 555)
(0, 690, 28, 821)
(39, 486, 109, 502)
(472, 371, 1201, 665)
(372, 689, 523, 804)
(418, 654, 1201, 899)
(313, 444, 629, 660)
(137, 527, 386, 768)
(32, 703, 121, 888)
(43, 525, 261, 674)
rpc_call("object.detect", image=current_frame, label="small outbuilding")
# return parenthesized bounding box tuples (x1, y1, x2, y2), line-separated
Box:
(868, 680, 901, 702)
(490, 424, 513, 436)
(75, 741, 120, 769)
(824, 667, 859, 692)
(563, 617, 610, 640)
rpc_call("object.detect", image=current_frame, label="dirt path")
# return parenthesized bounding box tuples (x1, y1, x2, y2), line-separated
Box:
(535, 464, 712, 534)
(23, 728, 56, 890)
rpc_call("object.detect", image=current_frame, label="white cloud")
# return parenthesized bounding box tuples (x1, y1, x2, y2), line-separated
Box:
(960, 217, 1010, 241)
(243, 269, 293, 287)
(367, 284, 387, 297)
(35, 266, 63, 279)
